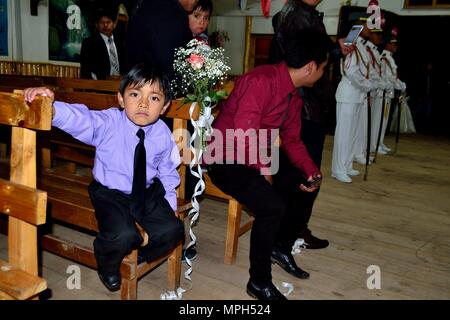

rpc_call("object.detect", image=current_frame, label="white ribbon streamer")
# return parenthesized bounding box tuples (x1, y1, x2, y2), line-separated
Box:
(160, 287, 186, 300)
(277, 282, 294, 297)
(172, 98, 215, 296)
(159, 98, 215, 299)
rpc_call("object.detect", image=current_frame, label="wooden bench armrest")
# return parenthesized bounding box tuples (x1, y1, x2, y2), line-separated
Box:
(0, 260, 47, 300)
(0, 178, 47, 225)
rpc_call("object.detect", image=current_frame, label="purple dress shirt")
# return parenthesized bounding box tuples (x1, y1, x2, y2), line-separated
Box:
(52, 102, 181, 211)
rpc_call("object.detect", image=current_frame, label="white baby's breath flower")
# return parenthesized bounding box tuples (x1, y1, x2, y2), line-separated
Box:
(172, 38, 231, 100)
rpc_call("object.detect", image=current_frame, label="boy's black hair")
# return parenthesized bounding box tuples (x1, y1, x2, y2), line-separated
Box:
(119, 63, 172, 103)
(193, 0, 213, 14)
(282, 29, 332, 69)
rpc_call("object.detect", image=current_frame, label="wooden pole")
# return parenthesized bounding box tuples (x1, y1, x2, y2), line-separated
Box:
(243, 16, 253, 74)
(9, 127, 38, 276)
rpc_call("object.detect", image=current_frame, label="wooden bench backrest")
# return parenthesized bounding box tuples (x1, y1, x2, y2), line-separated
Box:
(0, 74, 57, 93)
(56, 78, 119, 93)
(0, 91, 51, 282)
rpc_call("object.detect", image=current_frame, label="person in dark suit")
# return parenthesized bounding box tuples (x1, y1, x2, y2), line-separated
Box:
(125, 0, 197, 81)
(80, 8, 125, 80)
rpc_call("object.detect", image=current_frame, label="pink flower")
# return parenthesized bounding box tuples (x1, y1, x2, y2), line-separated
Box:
(187, 54, 205, 70)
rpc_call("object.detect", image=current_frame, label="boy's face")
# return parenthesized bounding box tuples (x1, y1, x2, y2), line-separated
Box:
(189, 8, 210, 36)
(117, 81, 170, 127)
(96, 16, 115, 38)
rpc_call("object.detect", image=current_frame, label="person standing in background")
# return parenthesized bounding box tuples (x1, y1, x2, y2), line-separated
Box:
(80, 7, 125, 80)
(125, 0, 198, 81)
(365, 25, 388, 156)
(379, 27, 406, 152)
(331, 17, 377, 183)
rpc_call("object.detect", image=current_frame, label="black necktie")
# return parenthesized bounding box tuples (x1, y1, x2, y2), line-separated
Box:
(131, 129, 146, 218)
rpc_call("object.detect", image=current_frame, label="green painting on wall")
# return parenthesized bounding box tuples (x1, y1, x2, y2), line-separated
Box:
(49, 0, 100, 62)
(0, 0, 7, 56)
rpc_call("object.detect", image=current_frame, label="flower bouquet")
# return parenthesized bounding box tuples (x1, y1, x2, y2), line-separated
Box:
(172, 38, 231, 151)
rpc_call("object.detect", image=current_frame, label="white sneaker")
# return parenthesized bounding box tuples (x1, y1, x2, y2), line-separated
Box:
(376, 148, 387, 155)
(347, 169, 360, 176)
(331, 173, 352, 183)
(354, 155, 373, 165)
(382, 144, 391, 152)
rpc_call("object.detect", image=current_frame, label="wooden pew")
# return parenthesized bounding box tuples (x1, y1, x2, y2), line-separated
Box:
(0, 74, 57, 93)
(35, 86, 195, 299)
(0, 92, 51, 299)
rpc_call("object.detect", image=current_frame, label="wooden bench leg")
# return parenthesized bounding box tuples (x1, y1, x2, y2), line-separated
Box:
(167, 242, 182, 291)
(121, 276, 137, 300)
(224, 199, 242, 265)
(0, 143, 6, 159)
(121, 250, 138, 300)
(41, 147, 51, 169)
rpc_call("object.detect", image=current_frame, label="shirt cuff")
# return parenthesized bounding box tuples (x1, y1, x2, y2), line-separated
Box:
(52, 101, 71, 128)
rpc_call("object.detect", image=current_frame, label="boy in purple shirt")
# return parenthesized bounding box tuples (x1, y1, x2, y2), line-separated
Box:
(23, 64, 184, 292)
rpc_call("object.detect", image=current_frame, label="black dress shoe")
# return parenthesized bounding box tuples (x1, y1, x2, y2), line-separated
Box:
(246, 280, 287, 300)
(98, 272, 121, 291)
(271, 248, 310, 279)
(299, 229, 329, 249)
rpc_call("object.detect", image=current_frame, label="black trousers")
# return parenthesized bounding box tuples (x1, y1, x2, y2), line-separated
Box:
(296, 117, 326, 232)
(207, 157, 309, 286)
(88, 178, 184, 276)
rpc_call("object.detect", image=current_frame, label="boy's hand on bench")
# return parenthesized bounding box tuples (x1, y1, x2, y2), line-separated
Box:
(23, 87, 55, 103)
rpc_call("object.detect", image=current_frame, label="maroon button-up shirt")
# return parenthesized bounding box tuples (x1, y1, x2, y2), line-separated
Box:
(208, 62, 318, 178)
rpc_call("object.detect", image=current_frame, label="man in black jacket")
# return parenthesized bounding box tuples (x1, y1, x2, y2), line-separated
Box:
(269, 0, 353, 250)
(80, 8, 125, 80)
(125, 0, 197, 81)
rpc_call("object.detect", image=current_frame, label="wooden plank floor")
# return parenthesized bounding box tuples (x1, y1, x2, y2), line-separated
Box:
(1, 133, 449, 299)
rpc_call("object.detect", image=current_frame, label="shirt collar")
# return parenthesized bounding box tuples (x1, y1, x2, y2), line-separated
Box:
(277, 62, 297, 98)
(122, 111, 154, 138)
(100, 32, 114, 43)
(357, 37, 366, 46)
(366, 40, 377, 50)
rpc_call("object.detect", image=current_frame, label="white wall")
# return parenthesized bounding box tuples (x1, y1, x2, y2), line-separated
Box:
(2, 0, 77, 65)
(1, 0, 21, 61)
(210, 0, 450, 74)
(20, 0, 50, 63)
(3, 0, 450, 72)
